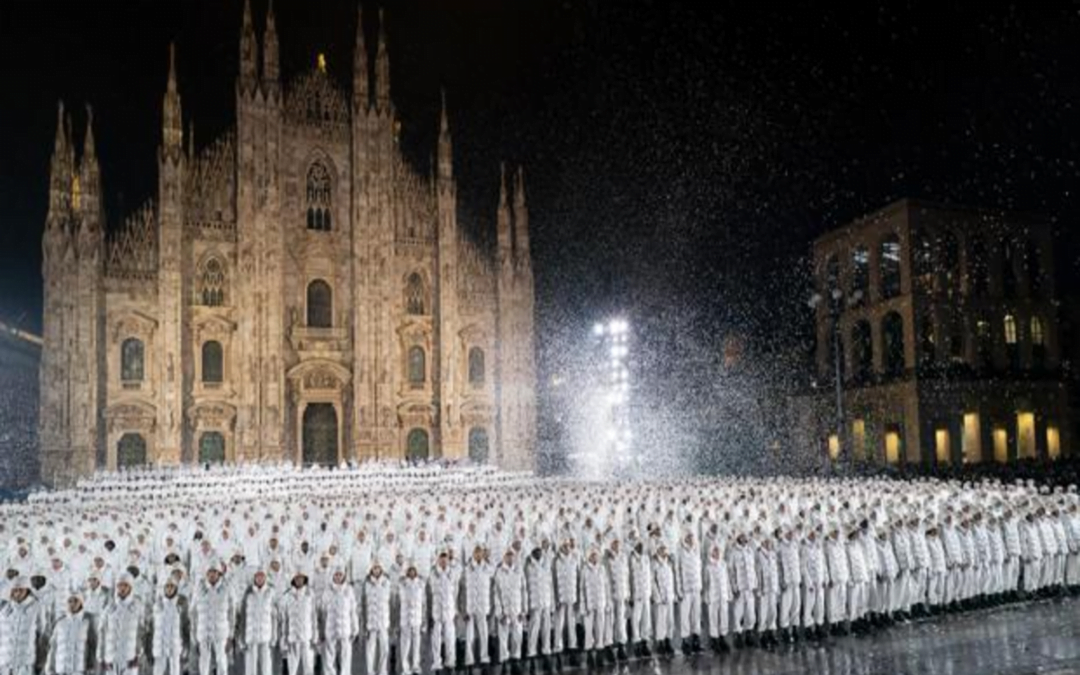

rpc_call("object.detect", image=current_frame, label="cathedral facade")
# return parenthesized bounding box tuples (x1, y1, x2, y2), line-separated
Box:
(38, 3, 537, 486)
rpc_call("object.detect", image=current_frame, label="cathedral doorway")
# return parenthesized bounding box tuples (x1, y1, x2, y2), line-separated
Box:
(117, 433, 147, 468)
(468, 427, 489, 464)
(303, 403, 338, 466)
(199, 432, 226, 465)
(406, 428, 430, 462)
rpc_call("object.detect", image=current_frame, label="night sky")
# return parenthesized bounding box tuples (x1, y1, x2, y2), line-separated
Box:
(2, 1, 1079, 465)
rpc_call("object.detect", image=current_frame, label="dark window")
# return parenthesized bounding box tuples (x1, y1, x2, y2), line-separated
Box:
(852, 321, 873, 384)
(468, 347, 486, 386)
(202, 341, 224, 384)
(406, 428, 430, 462)
(913, 230, 933, 294)
(970, 237, 990, 295)
(199, 257, 226, 307)
(1025, 239, 1042, 296)
(883, 312, 905, 377)
(117, 433, 147, 468)
(880, 235, 902, 299)
(824, 255, 840, 295)
(1032, 316, 1047, 369)
(408, 346, 426, 386)
(307, 280, 332, 328)
(406, 273, 426, 315)
(468, 427, 489, 464)
(919, 312, 936, 367)
(306, 161, 332, 232)
(121, 338, 144, 382)
(851, 247, 869, 303)
(1002, 241, 1018, 299)
(940, 231, 960, 298)
(199, 432, 226, 464)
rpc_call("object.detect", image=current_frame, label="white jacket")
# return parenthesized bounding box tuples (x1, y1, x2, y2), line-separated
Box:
(320, 583, 359, 642)
(1003, 519, 1022, 558)
(825, 539, 850, 585)
(579, 561, 608, 613)
(703, 557, 731, 605)
(463, 560, 494, 616)
(652, 556, 677, 604)
(606, 550, 631, 604)
(909, 530, 930, 571)
(429, 565, 460, 622)
(279, 586, 316, 645)
(800, 541, 827, 588)
(101, 594, 144, 666)
(756, 547, 780, 595)
(151, 595, 186, 660)
(242, 584, 276, 646)
(729, 545, 757, 593)
(876, 538, 898, 580)
(0, 596, 44, 671)
(193, 580, 233, 645)
(47, 611, 91, 675)
(778, 540, 802, 589)
(555, 552, 579, 605)
(524, 555, 553, 611)
(493, 563, 526, 618)
(362, 575, 391, 633)
(847, 538, 869, 584)
(630, 551, 652, 603)
(927, 536, 947, 575)
(1021, 521, 1043, 562)
(398, 577, 425, 630)
(676, 544, 703, 596)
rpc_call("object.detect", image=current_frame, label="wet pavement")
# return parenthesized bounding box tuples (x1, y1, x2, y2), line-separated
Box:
(586, 596, 1080, 675)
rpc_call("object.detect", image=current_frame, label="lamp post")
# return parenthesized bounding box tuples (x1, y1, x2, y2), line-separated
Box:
(809, 288, 863, 469)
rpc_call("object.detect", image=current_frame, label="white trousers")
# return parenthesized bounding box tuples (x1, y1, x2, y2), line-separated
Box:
(365, 629, 389, 675)
(677, 594, 702, 638)
(526, 608, 552, 656)
(553, 604, 576, 652)
(464, 614, 489, 665)
(399, 626, 421, 675)
(243, 644, 273, 675)
(285, 644, 313, 675)
(431, 619, 456, 669)
(826, 583, 847, 625)
(779, 586, 800, 629)
(756, 592, 777, 631)
(731, 593, 755, 634)
(653, 602, 675, 641)
(605, 601, 628, 645)
(497, 617, 523, 662)
(801, 586, 824, 627)
(321, 640, 351, 675)
(630, 599, 652, 644)
(705, 600, 729, 638)
(199, 641, 228, 675)
(582, 609, 604, 650)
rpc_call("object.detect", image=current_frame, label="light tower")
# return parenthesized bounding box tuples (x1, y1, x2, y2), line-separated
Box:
(589, 318, 633, 476)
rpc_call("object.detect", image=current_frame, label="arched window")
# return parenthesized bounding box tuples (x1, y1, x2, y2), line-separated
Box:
(1002, 240, 1018, 299)
(468, 347, 486, 386)
(1004, 314, 1019, 370)
(198, 256, 227, 307)
(121, 338, 144, 383)
(976, 317, 993, 368)
(851, 320, 873, 384)
(117, 433, 147, 468)
(199, 432, 226, 464)
(408, 346, 426, 387)
(1032, 316, 1046, 369)
(970, 237, 990, 296)
(823, 255, 840, 296)
(913, 230, 933, 293)
(882, 312, 905, 377)
(1025, 239, 1042, 296)
(850, 246, 869, 304)
(939, 231, 960, 297)
(468, 427, 490, 464)
(307, 280, 332, 328)
(202, 341, 224, 384)
(405, 273, 426, 315)
(406, 428, 430, 462)
(305, 161, 332, 231)
(880, 234, 902, 300)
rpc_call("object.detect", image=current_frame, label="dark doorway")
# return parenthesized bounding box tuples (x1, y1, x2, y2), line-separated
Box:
(303, 403, 338, 466)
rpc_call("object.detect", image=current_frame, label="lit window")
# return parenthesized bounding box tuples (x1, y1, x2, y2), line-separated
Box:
(1004, 315, 1017, 345)
(1031, 317, 1045, 346)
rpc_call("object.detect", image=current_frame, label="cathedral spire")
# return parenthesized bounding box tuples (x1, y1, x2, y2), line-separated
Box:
(353, 4, 369, 107)
(47, 100, 72, 223)
(163, 43, 184, 154)
(437, 88, 453, 183)
(514, 166, 530, 259)
(497, 162, 513, 261)
(80, 105, 100, 203)
(239, 0, 258, 88)
(263, 0, 280, 87)
(374, 9, 392, 112)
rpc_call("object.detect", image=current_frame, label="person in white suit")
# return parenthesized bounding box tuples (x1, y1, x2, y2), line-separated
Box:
(240, 571, 276, 675)
(703, 544, 731, 652)
(46, 595, 92, 675)
(397, 566, 425, 675)
(362, 564, 392, 675)
(100, 575, 145, 675)
(492, 551, 526, 666)
(151, 581, 188, 675)
(318, 569, 358, 675)
(462, 547, 493, 668)
(278, 573, 317, 675)
(428, 553, 460, 674)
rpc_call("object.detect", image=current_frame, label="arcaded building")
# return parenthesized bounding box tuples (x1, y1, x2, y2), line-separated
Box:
(805, 199, 1070, 465)
(38, 4, 537, 485)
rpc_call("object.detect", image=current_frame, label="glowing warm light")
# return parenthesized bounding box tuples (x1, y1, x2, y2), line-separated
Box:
(827, 434, 840, 460)
(851, 419, 866, 461)
(993, 427, 1008, 463)
(1047, 426, 1061, 460)
(317, 53, 328, 72)
(935, 428, 950, 464)
(963, 413, 981, 464)
(885, 431, 901, 464)
(1017, 412, 1036, 460)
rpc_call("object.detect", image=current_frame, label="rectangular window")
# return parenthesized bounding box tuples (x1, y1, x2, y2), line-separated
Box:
(963, 413, 981, 464)
(1047, 426, 1061, 461)
(827, 434, 840, 461)
(852, 419, 867, 461)
(993, 427, 1008, 463)
(1017, 412, 1036, 460)
(885, 430, 901, 464)
(935, 428, 950, 464)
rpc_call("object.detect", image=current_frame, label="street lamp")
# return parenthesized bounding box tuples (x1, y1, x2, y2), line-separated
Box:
(808, 288, 863, 468)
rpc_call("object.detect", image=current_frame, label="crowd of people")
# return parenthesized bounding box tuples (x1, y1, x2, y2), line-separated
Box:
(2, 462, 1080, 675)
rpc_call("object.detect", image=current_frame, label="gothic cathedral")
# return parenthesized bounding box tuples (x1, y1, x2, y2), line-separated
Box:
(38, 3, 537, 486)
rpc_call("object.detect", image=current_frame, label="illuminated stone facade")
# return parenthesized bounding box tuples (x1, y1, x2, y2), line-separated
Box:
(38, 4, 536, 485)
(805, 199, 1070, 465)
